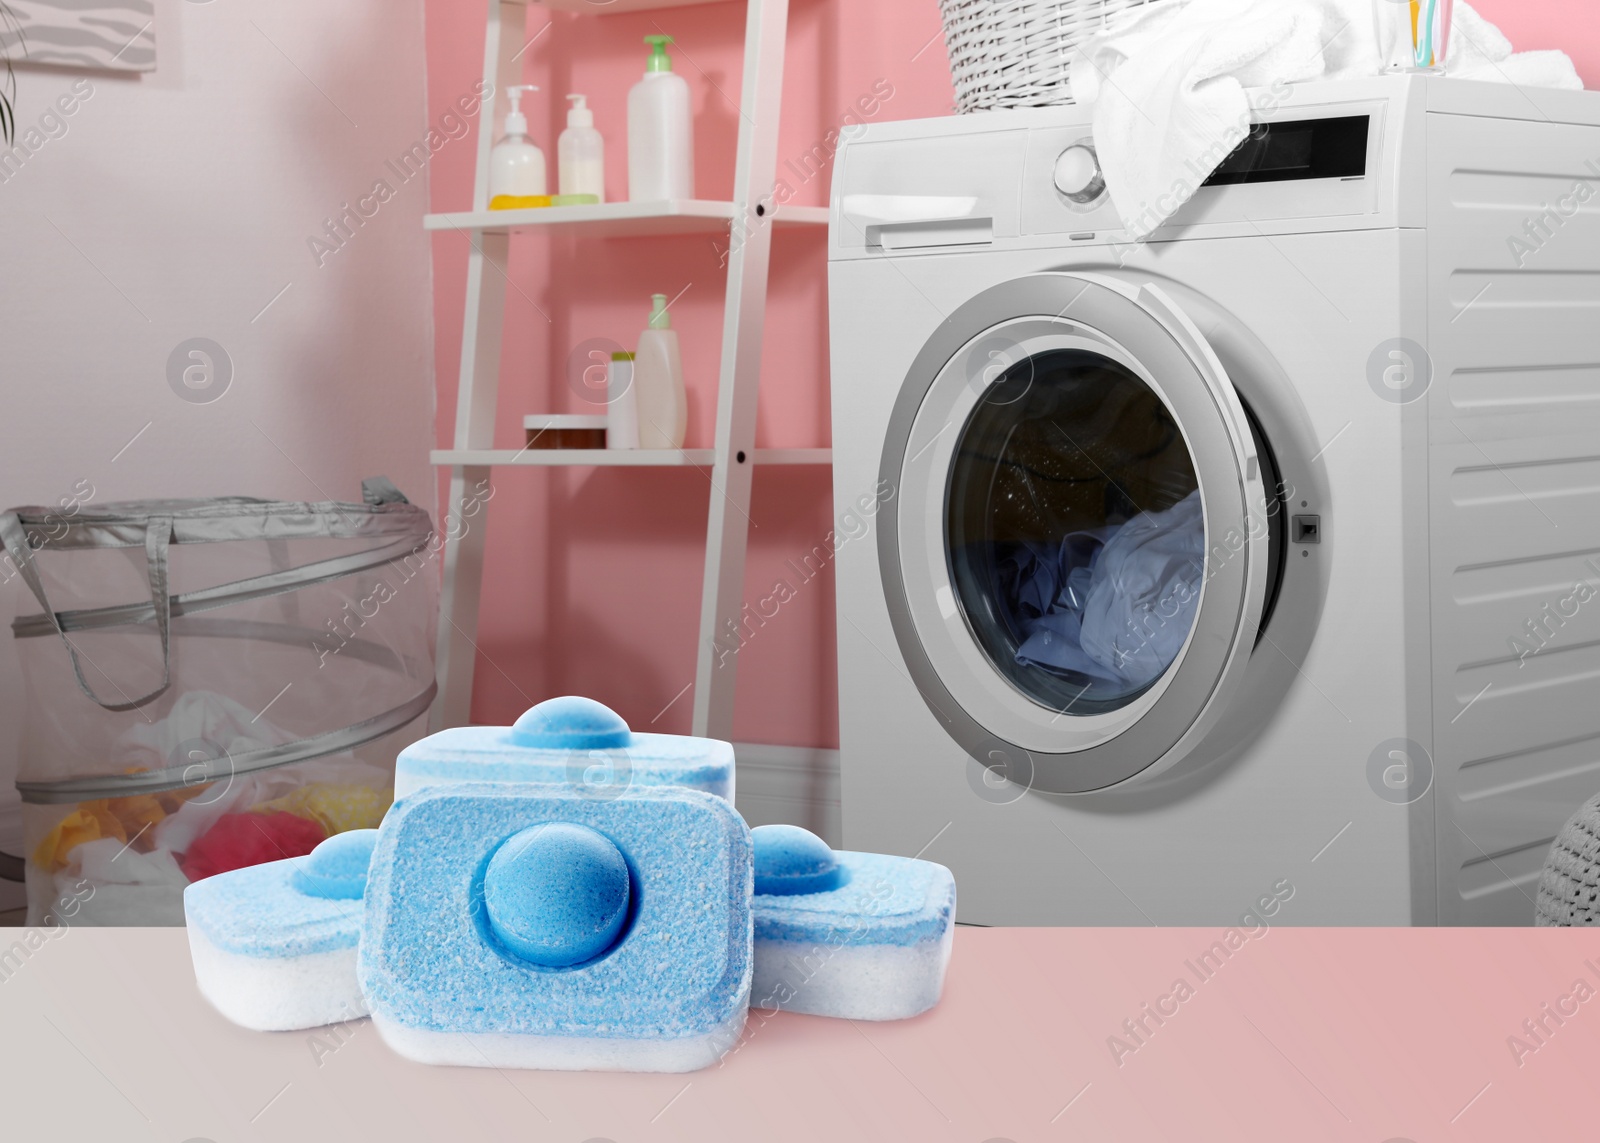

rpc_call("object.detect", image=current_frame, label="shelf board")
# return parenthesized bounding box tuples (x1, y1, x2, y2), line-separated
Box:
(425, 200, 828, 239)
(537, 0, 738, 13)
(432, 447, 831, 467)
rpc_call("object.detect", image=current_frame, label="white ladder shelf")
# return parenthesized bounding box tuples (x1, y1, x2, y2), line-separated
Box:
(429, 0, 826, 739)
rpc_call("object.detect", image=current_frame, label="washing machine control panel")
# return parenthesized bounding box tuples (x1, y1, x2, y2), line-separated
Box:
(1052, 144, 1106, 204)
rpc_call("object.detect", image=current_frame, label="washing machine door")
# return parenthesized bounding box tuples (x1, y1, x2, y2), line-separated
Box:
(879, 272, 1272, 794)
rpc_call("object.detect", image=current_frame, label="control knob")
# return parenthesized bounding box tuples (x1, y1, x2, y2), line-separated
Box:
(1053, 144, 1106, 203)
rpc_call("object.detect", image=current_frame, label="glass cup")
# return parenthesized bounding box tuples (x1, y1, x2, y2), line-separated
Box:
(1373, 0, 1454, 73)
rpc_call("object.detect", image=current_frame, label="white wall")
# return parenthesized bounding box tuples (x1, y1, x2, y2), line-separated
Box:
(0, 0, 438, 898)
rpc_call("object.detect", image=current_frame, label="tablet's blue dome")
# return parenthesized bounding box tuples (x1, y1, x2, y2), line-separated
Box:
(484, 822, 632, 968)
(511, 696, 632, 750)
(291, 829, 379, 901)
(753, 824, 845, 896)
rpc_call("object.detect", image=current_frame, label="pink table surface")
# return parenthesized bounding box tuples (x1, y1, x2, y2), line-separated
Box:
(1, 926, 1597, 1141)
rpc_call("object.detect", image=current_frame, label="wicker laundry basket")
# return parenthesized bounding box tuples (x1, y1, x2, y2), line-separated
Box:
(939, 0, 1181, 113)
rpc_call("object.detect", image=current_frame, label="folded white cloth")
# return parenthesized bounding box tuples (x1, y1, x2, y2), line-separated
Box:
(1071, 0, 1584, 240)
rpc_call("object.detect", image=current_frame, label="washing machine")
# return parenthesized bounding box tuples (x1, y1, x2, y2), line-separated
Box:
(828, 76, 1600, 926)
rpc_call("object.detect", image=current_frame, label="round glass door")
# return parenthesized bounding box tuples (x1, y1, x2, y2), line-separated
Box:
(947, 348, 1203, 716)
(878, 273, 1271, 793)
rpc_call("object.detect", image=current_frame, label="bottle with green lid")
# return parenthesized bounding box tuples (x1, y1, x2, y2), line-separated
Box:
(627, 35, 694, 202)
(633, 294, 687, 450)
(606, 350, 638, 450)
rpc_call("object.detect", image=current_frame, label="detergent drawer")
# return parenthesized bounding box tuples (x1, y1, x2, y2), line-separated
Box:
(833, 128, 1026, 252)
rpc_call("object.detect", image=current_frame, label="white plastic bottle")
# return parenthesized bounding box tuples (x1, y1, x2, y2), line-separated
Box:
(488, 85, 546, 207)
(559, 94, 605, 202)
(607, 352, 639, 449)
(633, 294, 687, 450)
(627, 36, 693, 202)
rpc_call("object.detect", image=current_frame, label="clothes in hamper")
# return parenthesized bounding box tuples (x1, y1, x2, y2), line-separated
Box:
(250, 784, 389, 836)
(48, 839, 190, 926)
(33, 690, 394, 884)
(179, 811, 327, 883)
(32, 786, 209, 872)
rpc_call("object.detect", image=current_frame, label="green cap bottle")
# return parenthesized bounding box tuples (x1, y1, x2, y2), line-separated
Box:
(644, 34, 674, 73)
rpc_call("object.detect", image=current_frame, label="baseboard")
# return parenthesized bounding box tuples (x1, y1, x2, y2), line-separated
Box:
(732, 742, 841, 848)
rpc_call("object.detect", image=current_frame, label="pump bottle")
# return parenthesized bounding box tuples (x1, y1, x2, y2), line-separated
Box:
(559, 94, 605, 202)
(627, 36, 693, 202)
(489, 85, 547, 208)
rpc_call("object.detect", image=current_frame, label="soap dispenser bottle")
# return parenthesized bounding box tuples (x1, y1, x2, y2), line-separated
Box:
(559, 94, 605, 203)
(489, 85, 547, 208)
(627, 36, 693, 202)
(633, 294, 687, 450)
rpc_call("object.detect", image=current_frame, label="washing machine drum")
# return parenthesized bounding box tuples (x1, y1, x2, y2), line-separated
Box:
(879, 273, 1282, 793)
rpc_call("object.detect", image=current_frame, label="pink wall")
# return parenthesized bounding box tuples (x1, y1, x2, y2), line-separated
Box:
(1485, 2, 1600, 84)
(421, 0, 1595, 747)
(423, 0, 956, 747)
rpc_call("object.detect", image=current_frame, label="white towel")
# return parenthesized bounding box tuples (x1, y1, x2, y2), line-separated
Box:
(1071, 0, 1584, 240)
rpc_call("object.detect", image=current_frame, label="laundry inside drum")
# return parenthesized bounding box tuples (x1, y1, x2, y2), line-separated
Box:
(945, 348, 1204, 716)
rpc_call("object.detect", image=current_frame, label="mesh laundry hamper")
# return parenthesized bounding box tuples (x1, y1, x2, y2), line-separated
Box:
(1, 480, 437, 926)
(939, 0, 1178, 113)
